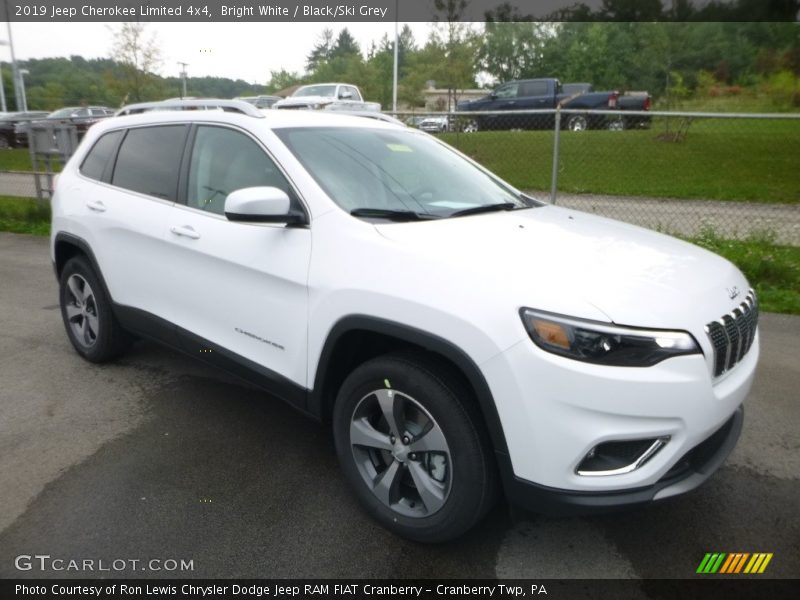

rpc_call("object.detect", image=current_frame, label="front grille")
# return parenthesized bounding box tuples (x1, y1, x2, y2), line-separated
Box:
(704, 289, 758, 377)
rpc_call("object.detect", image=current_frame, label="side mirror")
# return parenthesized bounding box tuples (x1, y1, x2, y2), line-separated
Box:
(340, 91, 353, 99)
(224, 187, 305, 225)
(490, 93, 498, 100)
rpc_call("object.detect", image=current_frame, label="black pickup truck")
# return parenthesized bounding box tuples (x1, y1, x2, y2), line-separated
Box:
(456, 78, 651, 131)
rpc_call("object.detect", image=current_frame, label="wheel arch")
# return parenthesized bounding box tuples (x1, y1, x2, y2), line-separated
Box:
(309, 315, 511, 459)
(53, 232, 115, 304)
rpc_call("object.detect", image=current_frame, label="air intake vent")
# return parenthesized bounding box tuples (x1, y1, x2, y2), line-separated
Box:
(704, 290, 758, 378)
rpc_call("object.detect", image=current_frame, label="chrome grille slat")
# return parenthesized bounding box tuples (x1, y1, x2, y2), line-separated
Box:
(705, 290, 758, 378)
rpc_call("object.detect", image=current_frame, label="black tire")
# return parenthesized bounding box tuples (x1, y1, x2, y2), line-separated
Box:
(566, 115, 588, 131)
(59, 255, 131, 362)
(333, 353, 497, 543)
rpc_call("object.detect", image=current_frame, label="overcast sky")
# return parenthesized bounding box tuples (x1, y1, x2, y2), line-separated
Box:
(6, 22, 441, 84)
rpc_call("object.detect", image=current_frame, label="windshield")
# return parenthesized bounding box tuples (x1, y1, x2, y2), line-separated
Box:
(275, 126, 532, 218)
(48, 108, 78, 118)
(293, 85, 337, 98)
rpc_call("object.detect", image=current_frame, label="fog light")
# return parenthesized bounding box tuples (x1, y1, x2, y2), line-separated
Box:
(576, 437, 669, 476)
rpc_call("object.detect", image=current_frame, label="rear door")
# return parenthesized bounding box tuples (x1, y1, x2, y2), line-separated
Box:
(161, 123, 311, 392)
(516, 80, 554, 128)
(75, 124, 188, 325)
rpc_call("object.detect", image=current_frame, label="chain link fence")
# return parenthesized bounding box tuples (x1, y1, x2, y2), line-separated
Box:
(395, 109, 800, 246)
(2, 110, 797, 245)
(0, 123, 79, 201)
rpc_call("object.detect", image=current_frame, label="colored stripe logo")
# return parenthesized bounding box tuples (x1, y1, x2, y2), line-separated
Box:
(697, 552, 773, 574)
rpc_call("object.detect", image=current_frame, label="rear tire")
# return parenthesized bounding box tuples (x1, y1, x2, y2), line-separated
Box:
(566, 115, 588, 131)
(333, 353, 497, 543)
(59, 255, 131, 363)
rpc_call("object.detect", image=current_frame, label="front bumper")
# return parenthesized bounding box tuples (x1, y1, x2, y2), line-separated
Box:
(499, 405, 743, 515)
(480, 328, 757, 509)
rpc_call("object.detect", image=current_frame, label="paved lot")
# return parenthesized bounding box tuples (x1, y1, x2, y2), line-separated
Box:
(0, 232, 798, 581)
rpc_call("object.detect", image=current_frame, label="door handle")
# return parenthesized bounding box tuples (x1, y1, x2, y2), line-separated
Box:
(170, 225, 201, 240)
(86, 200, 106, 212)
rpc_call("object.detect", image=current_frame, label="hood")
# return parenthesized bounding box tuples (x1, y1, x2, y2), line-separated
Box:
(374, 206, 749, 331)
(274, 96, 335, 108)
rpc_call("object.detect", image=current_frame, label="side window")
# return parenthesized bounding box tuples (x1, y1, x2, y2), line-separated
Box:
(345, 86, 359, 100)
(75, 108, 90, 118)
(519, 81, 549, 97)
(80, 130, 123, 182)
(187, 125, 292, 216)
(494, 83, 519, 99)
(111, 125, 187, 200)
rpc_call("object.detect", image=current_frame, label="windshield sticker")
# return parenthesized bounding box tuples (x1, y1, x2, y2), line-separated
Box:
(387, 144, 412, 153)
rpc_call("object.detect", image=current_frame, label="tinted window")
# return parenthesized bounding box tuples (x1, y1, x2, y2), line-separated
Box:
(80, 130, 123, 181)
(112, 125, 187, 200)
(187, 126, 292, 215)
(519, 81, 549, 97)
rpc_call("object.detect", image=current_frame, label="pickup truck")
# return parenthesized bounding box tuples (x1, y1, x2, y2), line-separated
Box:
(273, 83, 380, 112)
(456, 78, 650, 131)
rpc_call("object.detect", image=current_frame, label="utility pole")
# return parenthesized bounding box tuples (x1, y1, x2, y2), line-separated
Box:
(0, 40, 8, 113)
(392, 0, 398, 113)
(4, 12, 22, 111)
(178, 61, 189, 99)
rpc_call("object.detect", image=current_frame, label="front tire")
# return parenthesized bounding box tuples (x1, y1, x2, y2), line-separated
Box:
(333, 353, 497, 543)
(59, 255, 131, 362)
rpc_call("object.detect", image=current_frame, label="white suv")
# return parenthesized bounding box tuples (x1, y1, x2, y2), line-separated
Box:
(51, 100, 758, 542)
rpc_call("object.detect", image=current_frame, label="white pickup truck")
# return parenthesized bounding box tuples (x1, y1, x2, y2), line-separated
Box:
(273, 83, 380, 112)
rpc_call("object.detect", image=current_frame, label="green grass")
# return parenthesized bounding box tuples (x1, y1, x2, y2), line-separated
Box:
(441, 117, 800, 204)
(0, 195, 50, 235)
(0, 149, 37, 172)
(687, 228, 800, 315)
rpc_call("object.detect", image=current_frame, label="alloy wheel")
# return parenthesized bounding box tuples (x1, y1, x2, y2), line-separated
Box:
(64, 274, 99, 348)
(349, 387, 452, 518)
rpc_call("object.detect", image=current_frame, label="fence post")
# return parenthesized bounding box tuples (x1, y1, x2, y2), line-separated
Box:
(550, 108, 561, 204)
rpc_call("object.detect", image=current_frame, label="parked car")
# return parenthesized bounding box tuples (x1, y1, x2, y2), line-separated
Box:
(273, 83, 380, 112)
(0, 111, 48, 148)
(236, 95, 282, 109)
(457, 78, 650, 131)
(418, 116, 449, 133)
(51, 100, 757, 543)
(17, 106, 114, 147)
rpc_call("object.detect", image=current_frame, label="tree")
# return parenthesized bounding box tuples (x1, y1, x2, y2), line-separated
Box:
(265, 69, 303, 94)
(430, 0, 479, 108)
(330, 28, 361, 60)
(306, 28, 334, 73)
(108, 23, 164, 103)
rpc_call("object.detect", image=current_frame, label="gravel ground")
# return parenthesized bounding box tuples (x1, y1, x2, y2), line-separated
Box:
(546, 192, 800, 245)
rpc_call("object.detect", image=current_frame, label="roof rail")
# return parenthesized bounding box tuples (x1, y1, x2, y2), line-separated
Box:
(115, 99, 265, 118)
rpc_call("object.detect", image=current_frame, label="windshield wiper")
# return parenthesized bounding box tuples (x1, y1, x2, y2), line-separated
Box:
(350, 208, 440, 221)
(450, 202, 518, 218)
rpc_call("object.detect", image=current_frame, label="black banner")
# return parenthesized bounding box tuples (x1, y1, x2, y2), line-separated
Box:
(3, 579, 800, 600)
(1, 0, 798, 23)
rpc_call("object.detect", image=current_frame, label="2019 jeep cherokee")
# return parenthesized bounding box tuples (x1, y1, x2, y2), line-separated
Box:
(51, 100, 758, 542)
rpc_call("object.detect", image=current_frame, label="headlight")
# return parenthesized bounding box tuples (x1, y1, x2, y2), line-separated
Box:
(520, 308, 700, 367)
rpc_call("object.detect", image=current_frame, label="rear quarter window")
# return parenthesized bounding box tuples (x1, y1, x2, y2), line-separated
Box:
(111, 125, 188, 201)
(79, 130, 124, 182)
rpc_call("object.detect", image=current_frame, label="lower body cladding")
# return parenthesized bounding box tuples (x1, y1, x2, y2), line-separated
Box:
(482, 333, 759, 514)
